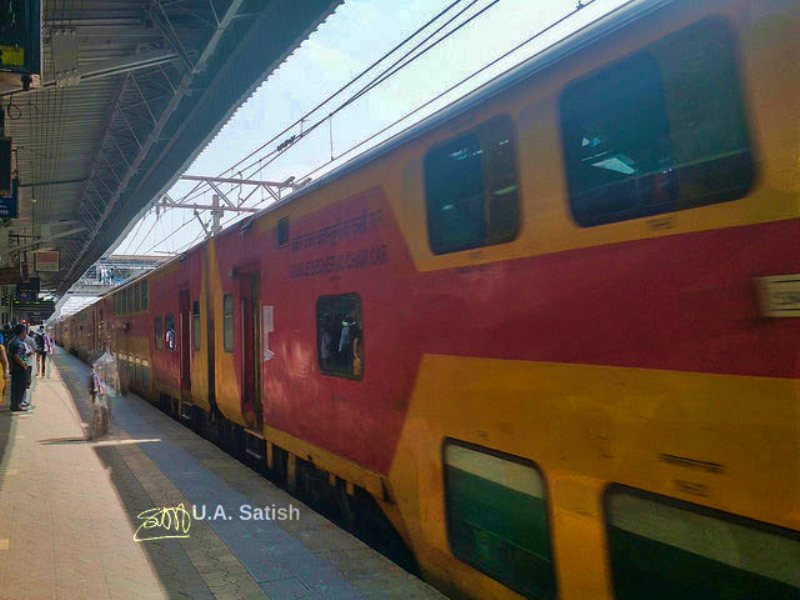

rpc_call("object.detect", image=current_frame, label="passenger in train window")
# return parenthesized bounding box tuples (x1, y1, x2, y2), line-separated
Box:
(338, 316, 361, 370)
(352, 330, 363, 377)
(319, 315, 336, 372)
(165, 315, 176, 351)
(317, 299, 362, 378)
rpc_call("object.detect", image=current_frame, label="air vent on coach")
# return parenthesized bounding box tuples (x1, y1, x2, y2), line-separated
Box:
(277, 216, 289, 247)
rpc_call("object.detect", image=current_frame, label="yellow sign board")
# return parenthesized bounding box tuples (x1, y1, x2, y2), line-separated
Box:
(0, 46, 25, 68)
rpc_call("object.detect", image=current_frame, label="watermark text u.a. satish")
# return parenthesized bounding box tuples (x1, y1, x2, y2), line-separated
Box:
(134, 503, 301, 542)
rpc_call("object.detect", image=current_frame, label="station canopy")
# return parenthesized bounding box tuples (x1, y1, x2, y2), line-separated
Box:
(1, 0, 342, 296)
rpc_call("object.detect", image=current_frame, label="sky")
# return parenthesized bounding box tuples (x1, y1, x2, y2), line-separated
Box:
(112, 0, 629, 257)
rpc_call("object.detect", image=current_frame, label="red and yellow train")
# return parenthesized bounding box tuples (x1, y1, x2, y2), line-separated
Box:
(56, 0, 800, 597)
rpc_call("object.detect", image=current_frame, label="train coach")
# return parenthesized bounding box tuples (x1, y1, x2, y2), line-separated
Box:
(56, 0, 800, 597)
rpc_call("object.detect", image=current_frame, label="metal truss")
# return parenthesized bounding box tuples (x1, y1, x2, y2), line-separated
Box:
(156, 174, 305, 236)
(60, 0, 248, 290)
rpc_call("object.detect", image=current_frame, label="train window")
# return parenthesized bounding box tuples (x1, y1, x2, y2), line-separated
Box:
(141, 280, 148, 311)
(560, 19, 753, 227)
(444, 441, 555, 598)
(424, 115, 520, 254)
(120, 289, 128, 314)
(133, 283, 141, 312)
(154, 317, 163, 350)
(165, 314, 176, 351)
(192, 301, 201, 351)
(606, 487, 800, 599)
(316, 294, 363, 379)
(223, 294, 233, 352)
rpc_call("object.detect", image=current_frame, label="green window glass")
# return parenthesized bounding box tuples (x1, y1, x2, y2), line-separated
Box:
(132, 283, 141, 312)
(607, 488, 800, 600)
(192, 300, 201, 352)
(560, 19, 753, 227)
(154, 317, 163, 350)
(444, 442, 555, 598)
(223, 294, 233, 353)
(424, 115, 520, 254)
(120, 289, 128, 314)
(141, 280, 148, 311)
(316, 294, 363, 379)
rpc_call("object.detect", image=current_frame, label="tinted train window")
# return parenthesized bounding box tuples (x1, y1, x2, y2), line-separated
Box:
(165, 314, 176, 351)
(133, 284, 141, 312)
(607, 487, 800, 599)
(192, 301, 201, 351)
(141, 280, 148, 310)
(223, 294, 233, 353)
(317, 294, 363, 379)
(560, 19, 753, 227)
(154, 317, 163, 350)
(444, 442, 555, 598)
(424, 115, 520, 254)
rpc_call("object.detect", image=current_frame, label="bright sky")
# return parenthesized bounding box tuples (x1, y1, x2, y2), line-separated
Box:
(113, 0, 629, 257)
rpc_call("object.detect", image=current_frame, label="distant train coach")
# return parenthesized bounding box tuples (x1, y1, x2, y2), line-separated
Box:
(55, 0, 800, 597)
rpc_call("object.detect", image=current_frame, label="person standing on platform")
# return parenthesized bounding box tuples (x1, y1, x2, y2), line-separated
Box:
(34, 326, 51, 377)
(8, 324, 31, 412)
(0, 327, 8, 404)
(22, 324, 37, 405)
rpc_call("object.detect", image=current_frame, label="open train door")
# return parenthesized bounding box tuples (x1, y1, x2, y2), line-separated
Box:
(179, 290, 191, 398)
(239, 273, 262, 429)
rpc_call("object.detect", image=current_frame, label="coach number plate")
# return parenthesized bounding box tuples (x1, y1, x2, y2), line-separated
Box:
(756, 275, 800, 317)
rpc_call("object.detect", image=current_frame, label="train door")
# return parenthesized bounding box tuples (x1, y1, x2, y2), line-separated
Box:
(239, 273, 261, 428)
(179, 290, 191, 397)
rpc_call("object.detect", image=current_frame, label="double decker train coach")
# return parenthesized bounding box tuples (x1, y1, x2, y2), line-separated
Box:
(55, 0, 800, 597)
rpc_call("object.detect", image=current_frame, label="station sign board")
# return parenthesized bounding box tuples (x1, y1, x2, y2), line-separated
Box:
(12, 298, 54, 322)
(34, 249, 59, 272)
(0, 177, 18, 218)
(0, 138, 11, 196)
(0, 0, 42, 76)
(15, 275, 39, 301)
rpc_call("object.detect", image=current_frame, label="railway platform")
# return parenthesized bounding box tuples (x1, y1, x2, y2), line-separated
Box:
(0, 349, 442, 600)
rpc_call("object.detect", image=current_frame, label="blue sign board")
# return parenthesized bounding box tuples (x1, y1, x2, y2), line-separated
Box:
(0, 179, 18, 218)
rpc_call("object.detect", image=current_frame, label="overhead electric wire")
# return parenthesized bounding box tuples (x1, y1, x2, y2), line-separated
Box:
(225, 0, 502, 185)
(140, 0, 623, 254)
(175, 0, 470, 206)
(119, 213, 148, 254)
(140, 214, 197, 256)
(297, 0, 617, 183)
(128, 212, 162, 256)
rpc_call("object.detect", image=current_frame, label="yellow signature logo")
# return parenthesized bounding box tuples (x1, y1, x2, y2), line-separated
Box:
(134, 503, 192, 542)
